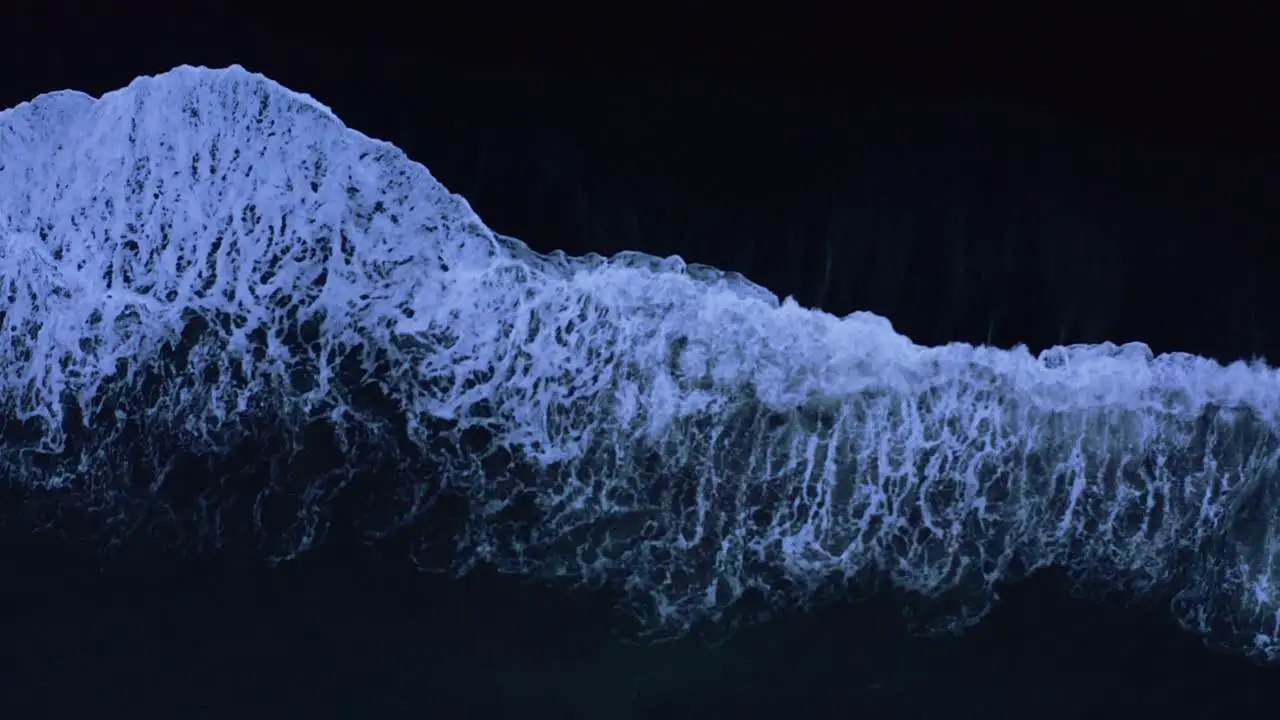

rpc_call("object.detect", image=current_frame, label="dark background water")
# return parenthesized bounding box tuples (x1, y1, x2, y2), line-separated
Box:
(2, 2, 1280, 717)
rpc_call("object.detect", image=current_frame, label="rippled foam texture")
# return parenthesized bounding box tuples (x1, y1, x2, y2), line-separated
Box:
(2, 65, 1279, 661)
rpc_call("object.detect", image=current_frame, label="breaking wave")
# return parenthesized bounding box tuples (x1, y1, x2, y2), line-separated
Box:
(2, 65, 1279, 661)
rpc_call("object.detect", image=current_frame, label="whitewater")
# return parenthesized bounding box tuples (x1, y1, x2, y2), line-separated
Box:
(1, 65, 1278, 662)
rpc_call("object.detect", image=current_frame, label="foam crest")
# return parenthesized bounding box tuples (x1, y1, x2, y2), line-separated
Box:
(2, 66, 1278, 662)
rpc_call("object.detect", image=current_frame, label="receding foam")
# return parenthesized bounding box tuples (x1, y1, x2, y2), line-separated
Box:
(2, 65, 1279, 661)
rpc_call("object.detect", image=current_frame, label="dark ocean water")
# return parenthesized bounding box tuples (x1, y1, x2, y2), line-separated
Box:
(3, 538, 1278, 718)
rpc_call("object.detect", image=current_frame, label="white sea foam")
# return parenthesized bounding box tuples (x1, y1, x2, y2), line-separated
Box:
(2, 66, 1278, 661)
